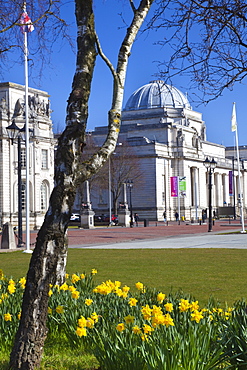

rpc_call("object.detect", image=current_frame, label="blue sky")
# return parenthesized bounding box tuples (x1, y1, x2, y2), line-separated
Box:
(3, 0, 247, 147)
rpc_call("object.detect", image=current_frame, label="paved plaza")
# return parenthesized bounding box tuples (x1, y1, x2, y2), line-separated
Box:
(67, 220, 247, 249)
(1, 220, 247, 252)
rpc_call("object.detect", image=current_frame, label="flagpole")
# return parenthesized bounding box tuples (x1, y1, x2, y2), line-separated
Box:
(232, 102, 246, 234)
(23, 3, 32, 253)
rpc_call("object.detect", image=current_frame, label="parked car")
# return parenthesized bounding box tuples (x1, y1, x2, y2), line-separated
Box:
(70, 213, 80, 222)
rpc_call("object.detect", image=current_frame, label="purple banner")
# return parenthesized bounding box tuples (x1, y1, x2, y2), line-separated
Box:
(229, 171, 233, 196)
(171, 176, 178, 197)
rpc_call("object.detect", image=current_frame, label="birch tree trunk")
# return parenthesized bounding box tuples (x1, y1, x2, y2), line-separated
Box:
(9, 0, 153, 369)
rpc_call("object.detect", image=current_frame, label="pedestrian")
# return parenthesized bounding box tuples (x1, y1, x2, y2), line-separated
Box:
(175, 211, 179, 222)
(163, 211, 166, 222)
(134, 213, 139, 227)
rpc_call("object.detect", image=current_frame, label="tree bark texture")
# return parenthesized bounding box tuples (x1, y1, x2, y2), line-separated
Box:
(9, 1, 153, 369)
(9, 1, 96, 369)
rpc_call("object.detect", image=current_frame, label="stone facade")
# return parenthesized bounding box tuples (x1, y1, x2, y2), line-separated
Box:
(0, 82, 55, 229)
(87, 80, 247, 221)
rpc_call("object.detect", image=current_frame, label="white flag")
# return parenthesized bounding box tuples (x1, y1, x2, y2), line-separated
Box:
(231, 102, 237, 132)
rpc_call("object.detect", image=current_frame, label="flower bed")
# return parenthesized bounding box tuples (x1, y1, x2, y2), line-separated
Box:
(0, 269, 247, 369)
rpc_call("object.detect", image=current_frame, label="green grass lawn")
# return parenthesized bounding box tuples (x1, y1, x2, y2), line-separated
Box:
(1, 248, 246, 305)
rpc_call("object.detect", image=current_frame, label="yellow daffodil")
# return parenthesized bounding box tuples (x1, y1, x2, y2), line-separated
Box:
(59, 283, 69, 291)
(69, 285, 76, 292)
(224, 311, 231, 320)
(91, 269, 98, 275)
(163, 313, 175, 327)
(191, 310, 204, 323)
(86, 318, 95, 328)
(72, 290, 80, 299)
(135, 282, 144, 291)
(48, 290, 53, 297)
(85, 298, 93, 306)
(152, 305, 163, 315)
(114, 280, 121, 288)
(71, 274, 80, 284)
(116, 323, 125, 332)
(157, 292, 166, 303)
(164, 302, 173, 312)
(143, 324, 154, 334)
(8, 284, 16, 294)
(141, 334, 149, 341)
(19, 277, 26, 289)
(132, 325, 142, 334)
(122, 285, 130, 293)
(141, 304, 152, 320)
(128, 298, 138, 307)
(76, 327, 87, 337)
(190, 300, 200, 312)
(55, 305, 64, 314)
(91, 312, 99, 323)
(152, 314, 165, 327)
(4, 313, 12, 321)
(124, 315, 135, 324)
(93, 282, 112, 295)
(179, 299, 191, 312)
(80, 273, 85, 279)
(78, 316, 87, 328)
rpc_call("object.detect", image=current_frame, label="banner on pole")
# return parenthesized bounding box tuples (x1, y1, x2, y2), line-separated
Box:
(171, 176, 187, 197)
(170, 177, 178, 197)
(179, 176, 186, 196)
(229, 171, 233, 196)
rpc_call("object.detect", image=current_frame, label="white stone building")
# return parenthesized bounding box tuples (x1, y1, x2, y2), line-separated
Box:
(0, 82, 55, 229)
(88, 80, 247, 221)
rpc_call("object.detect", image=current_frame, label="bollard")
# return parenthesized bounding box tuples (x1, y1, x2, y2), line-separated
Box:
(144, 219, 149, 227)
(1, 223, 17, 249)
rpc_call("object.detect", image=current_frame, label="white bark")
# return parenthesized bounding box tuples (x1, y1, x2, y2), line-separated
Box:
(9, 1, 154, 369)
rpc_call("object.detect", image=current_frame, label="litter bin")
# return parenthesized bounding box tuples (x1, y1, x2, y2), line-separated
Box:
(144, 219, 149, 227)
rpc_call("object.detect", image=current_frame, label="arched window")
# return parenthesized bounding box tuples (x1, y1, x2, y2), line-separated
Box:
(40, 181, 49, 211)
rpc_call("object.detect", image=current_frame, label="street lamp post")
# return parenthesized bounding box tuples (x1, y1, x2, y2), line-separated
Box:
(6, 121, 24, 248)
(126, 180, 133, 227)
(203, 157, 217, 232)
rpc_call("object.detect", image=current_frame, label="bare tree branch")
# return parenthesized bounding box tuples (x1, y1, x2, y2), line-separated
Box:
(150, 0, 247, 102)
(9, 1, 154, 368)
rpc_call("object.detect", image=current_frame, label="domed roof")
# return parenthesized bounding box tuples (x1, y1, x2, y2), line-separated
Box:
(124, 80, 191, 111)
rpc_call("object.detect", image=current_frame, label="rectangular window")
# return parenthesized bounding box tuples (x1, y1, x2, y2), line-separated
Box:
(41, 149, 48, 169)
